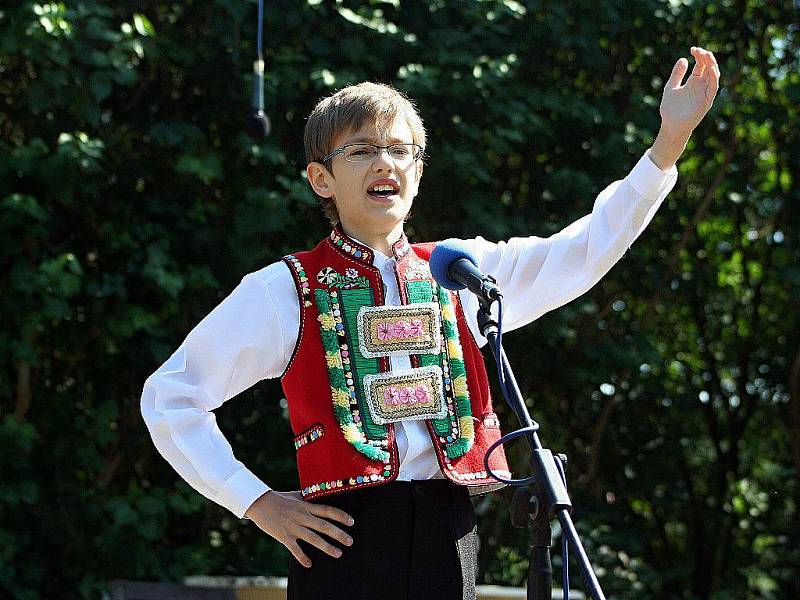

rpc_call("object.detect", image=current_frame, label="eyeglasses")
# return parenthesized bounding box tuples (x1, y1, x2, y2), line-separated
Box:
(321, 143, 425, 164)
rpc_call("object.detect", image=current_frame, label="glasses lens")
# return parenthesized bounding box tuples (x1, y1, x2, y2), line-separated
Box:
(388, 144, 417, 162)
(342, 144, 422, 163)
(344, 144, 377, 162)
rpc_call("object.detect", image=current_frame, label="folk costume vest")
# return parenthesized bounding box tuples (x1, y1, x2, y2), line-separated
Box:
(281, 227, 510, 500)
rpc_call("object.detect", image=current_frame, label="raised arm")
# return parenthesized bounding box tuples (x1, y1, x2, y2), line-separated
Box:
(460, 151, 676, 343)
(458, 46, 720, 344)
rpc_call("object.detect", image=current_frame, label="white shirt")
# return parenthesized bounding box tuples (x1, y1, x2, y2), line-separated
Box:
(141, 151, 677, 518)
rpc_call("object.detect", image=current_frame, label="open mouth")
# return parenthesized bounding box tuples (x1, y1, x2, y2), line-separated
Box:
(367, 182, 400, 198)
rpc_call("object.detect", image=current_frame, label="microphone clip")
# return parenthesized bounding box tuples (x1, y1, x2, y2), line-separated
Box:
(478, 274, 502, 308)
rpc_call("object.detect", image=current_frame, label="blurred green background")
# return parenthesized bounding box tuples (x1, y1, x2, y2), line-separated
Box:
(1, 1, 798, 598)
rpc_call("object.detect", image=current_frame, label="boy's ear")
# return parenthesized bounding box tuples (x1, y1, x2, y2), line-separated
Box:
(307, 162, 335, 198)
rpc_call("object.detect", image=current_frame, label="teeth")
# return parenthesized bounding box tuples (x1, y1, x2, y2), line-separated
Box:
(370, 184, 397, 192)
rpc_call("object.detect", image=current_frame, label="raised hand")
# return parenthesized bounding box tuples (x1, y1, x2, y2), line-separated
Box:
(244, 490, 355, 568)
(661, 46, 721, 139)
(650, 46, 721, 170)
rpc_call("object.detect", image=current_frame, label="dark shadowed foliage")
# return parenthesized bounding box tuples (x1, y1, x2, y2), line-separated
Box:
(1, 1, 798, 598)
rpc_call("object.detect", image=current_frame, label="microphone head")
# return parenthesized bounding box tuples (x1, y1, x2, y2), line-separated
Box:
(429, 238, 478, 291)
(245, 109, 271, 140)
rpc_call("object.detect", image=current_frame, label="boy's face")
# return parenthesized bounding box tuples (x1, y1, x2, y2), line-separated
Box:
(307, 117, 423, 238)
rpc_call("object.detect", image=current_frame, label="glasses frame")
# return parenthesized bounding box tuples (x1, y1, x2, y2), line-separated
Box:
(321, 142, 426, 164)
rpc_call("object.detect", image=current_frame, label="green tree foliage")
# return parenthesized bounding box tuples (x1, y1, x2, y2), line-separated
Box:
(0, 1, 797, 598)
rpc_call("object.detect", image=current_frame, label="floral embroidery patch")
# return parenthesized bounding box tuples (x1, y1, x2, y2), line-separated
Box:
(404, 258, 433, 281)
(357, 303, 442, 358)
(362, 366, 447, 425)
(316, 266, 369, 289)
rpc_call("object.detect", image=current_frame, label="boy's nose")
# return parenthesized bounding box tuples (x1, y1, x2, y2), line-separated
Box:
(371, 148, 395, 171)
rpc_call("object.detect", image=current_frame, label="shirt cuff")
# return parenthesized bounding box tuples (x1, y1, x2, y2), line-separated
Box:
(216, 467, 272, 519)
(626, 149, 679, 201)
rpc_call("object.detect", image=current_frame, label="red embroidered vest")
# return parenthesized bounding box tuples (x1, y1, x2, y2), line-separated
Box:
(281, 227, 510, 500)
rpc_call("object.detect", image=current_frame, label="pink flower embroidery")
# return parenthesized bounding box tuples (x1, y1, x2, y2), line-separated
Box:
(377, 322, 395, 341)
(345, 268, 359, 279)
(408, 318, 423, 338)
(413, 385, 430, 403)
(383, 387, 401, 406)
(395, 320, 412, 338)
(399, 387, 414, 404)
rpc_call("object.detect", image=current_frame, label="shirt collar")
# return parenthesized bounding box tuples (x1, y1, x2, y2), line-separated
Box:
(328, 224, 412, 267)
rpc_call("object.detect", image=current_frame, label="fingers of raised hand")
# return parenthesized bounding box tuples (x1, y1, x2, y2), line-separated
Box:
(688, 47, 719, 106)
(691, 47, 719, 79)
(667, 57, 689, 89)
(689, 47, 706, 77)
(707, 49, 720, 77)
(698, 52, 719, 104)
(701, 50, 718, 81)
(706, 64, 720, 103)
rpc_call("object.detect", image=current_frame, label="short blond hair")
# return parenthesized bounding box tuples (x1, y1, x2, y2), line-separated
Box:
(304, 82, 427, 225)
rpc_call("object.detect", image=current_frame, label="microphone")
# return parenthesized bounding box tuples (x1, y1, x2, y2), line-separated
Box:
(246, 59, 271, 140)
(429, 239, 502, 303)
(245, 0, 270, 140)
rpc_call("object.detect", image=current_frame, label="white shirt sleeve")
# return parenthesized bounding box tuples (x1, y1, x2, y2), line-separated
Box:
(459, 150, 678, 345)
(140, 262, 299, 518)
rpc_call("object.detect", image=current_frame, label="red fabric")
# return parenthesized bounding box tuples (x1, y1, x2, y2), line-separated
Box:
(412, 243, 510, 486)
(281, 235, 509, 500)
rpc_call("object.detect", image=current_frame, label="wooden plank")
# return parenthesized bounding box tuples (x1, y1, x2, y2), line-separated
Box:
(109, 580, 236, 600)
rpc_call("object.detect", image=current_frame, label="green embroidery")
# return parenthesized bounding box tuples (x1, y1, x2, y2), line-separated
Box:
(405, 280, 475, 459)
(438, 286, 475, 459)
(338, 288, 387, 441)
(314, 289, 389, 462)
(406, 280, 450, 437)
(315, 267, 474, 463)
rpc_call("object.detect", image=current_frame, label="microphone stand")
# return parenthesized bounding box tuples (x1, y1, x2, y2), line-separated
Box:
(476, 296, 607, 600)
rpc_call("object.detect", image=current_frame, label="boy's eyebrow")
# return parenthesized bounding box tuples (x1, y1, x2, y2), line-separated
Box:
(344, 136, 410, 145)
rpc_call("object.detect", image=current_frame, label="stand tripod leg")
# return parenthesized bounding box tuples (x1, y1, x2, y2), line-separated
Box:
(528, 507, 553, 600)
(511, 487, 554, 600)
(480, 304, 607, 600)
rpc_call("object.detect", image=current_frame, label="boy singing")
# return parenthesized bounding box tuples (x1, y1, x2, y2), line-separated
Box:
(142, 47, 719, 599)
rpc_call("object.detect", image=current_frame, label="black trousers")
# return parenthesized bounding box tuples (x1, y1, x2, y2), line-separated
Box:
(287, 480, 478, 600)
